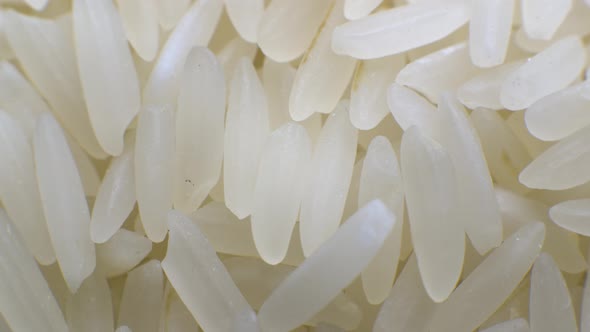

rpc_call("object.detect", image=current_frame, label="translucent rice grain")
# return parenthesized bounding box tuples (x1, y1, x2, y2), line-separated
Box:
(96, 229, 153, 278)
(480, 318, 530, 332)
(163, 210, 259, 332)
(224, 0, 264, 43)
(396, 42, 481, 103)
(33, 113, 95, 293)
(66, 274, 114, 332)
(582, 250, 590, 332)
(91, 139, 136, 243)
(387, 83, 437, 135)
(116, 326, 131, 332)
(164, 291, 200, 332)
(224, 58, 269, 219)
(529, 253, 577, 332)
(135, 106, 175, 242)
(289, 2, 357, 121)
(4, 12, 105, 158)
(500, 36, 586, 110)
(118, 260, 164, 332)
(0, 210, 68, 332)
(359, 136, 404, 304)
(0, 111, 54, 265)
(457, 61, 523, 111)
(257, 0, 333, 62)
(470, 109, 531, 194)
(258, 200, 396, 332)
(496, 188, 587, 274)
(373, 255, 436, 332)
(438, 93, 502, 254)
(350, 55, 405, 130)
(506, 111, 553, 158)
(218, 37, 258, 83)
(251, 123, 312, 264)
(344, 0, 382, 20)
(68, 139, 101, 197)
(116, 0, 159, 61)
(300, 104, 358, 256)
(525, 82, 590, 141)
(469, 0, 514, 67)
(549, 199, 590, 236)
(156, 0, 190, 30)
(0, 61, 50, 136)
(314, 323, 346, 332)
(0, 12, 13, 60)
(143, 0, 223, 107)
(519, 124, 590, 190)
(342, 158, 364, 222)
(429, 222, 545, 332)
(401, 126, 463, 302)
(521, 0, 572, 40)
(73, 0, 141, 156)
(331, 2, 470, 59)
(262, 58, 297, 129)
(175, 47, 225, 213)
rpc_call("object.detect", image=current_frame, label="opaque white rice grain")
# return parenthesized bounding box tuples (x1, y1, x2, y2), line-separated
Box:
(175, 47, 225, 214)
(73, 0, 140, 156)
(0, 110, 54, 265)
(163, 210, 259, 332)
(0, 210, 68, 332)
(469, 0, 514, 67)
(258, 199, 395, 332)
(33, 113, 95, 293)
(521, 0, 572, 41)
(331, 1, 470, 59)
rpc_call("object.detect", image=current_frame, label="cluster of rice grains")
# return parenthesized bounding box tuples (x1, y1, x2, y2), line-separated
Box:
(2, 0, 590, 331)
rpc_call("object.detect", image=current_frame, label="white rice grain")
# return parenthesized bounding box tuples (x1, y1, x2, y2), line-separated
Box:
(116, 0, 159, 61)
(224, 0, 264, 43)
(66, 274, 114, 332)
(469, 0, 514, 67)
(521, 0, 572, 40)
(96, 229, 153, 278)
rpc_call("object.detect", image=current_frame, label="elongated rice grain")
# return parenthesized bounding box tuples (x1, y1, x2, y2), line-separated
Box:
(66, 274, 114, 332)
(224, 0, 264, 43)
(116, 0, 159, 61)
(96, 229, 152, 278)
(469, 0, 514, 67)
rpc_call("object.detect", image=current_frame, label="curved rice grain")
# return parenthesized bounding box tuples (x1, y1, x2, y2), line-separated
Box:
(521, 0, 572, 40)
(500, 36, 586, 111)
(0, 210, 68, 332)
(401, 126, 463, 303)
(299, 103, 358, 256)
(359, 136, 404, 305)
(224, 58, 269, 219)
(224, 0, 264, 43)
(116, 0, 159, 61)
(91, 139, 136, 244)
(289, 1, 357, 121)
(469, 0, 514, 67)
(96, 229, 152, 278)
(251, 123, 312, 265)
(396, 42, 482, 103)
(258, 200, 396, 332)
(33, 113, 95, 293)
(143, 0, 223, 107)
(438, 93, 503, 255)
(429, 222, 545, 332)
(331, 2, 470, 59)
(350, 55, 405, 130)
(4, 12, 106, 158)
(163, 210, 259, 332)
(0, 110, 54, 265)
(525, 82, 590, 141)
(257, 0, 333, 62)
(529, 253, 577, 332)
(175, 47, 225, 214)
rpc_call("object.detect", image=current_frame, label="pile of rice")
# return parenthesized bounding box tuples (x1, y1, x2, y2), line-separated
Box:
(0, 0, 589, 331)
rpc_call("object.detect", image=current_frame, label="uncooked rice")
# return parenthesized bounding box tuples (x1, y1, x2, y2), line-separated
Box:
(2, 0, 590, 331)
